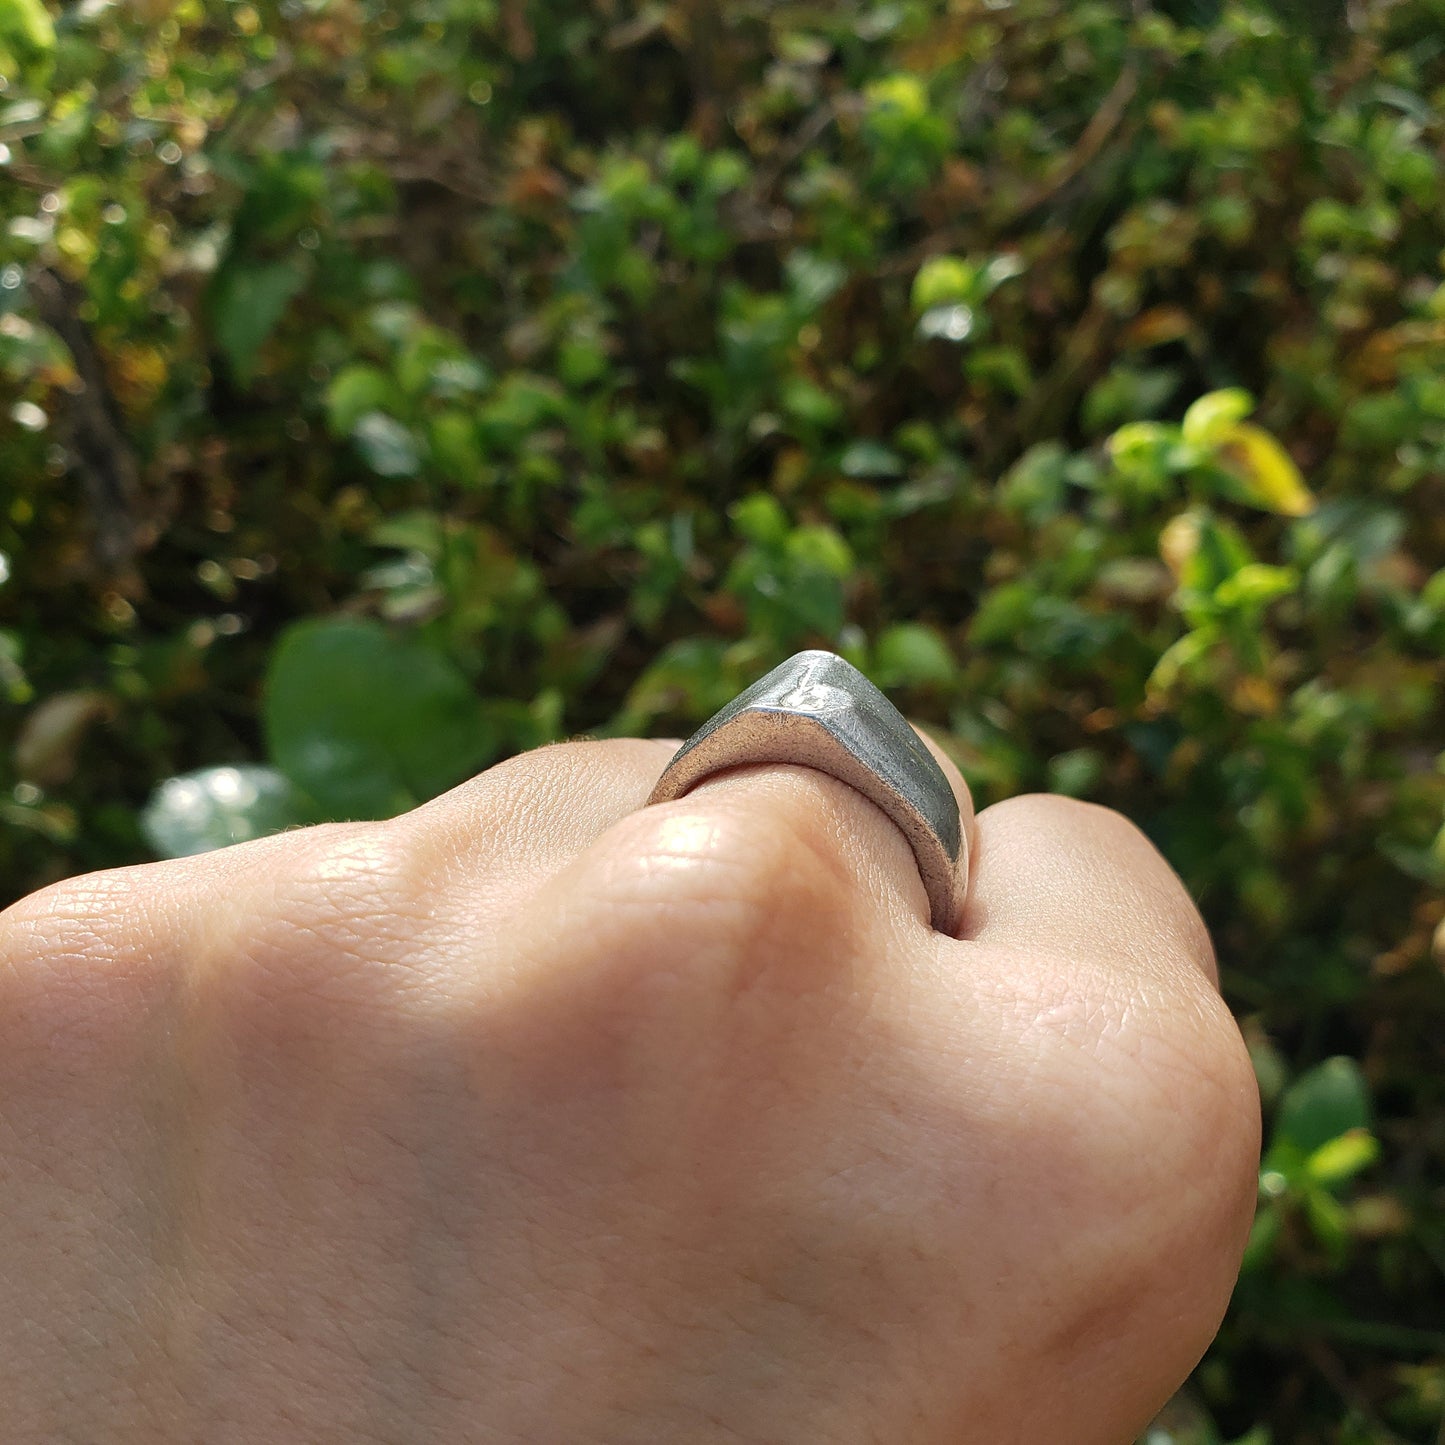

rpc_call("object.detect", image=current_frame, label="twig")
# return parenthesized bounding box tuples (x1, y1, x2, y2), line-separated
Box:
(1304, 1338, 1411, 1445)
(1008, 61, 1139, 224)
(26, 266, 144, 583)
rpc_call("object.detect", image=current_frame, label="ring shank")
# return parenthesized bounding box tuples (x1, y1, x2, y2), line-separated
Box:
(645, 652, 968, 934)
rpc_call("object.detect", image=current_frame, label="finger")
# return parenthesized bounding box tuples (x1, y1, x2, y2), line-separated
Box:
(958, 793, 1217, 987)
(917, 795, 1255, 1436)
(626, 721, 976, 937)
(396, 736, 683, 880)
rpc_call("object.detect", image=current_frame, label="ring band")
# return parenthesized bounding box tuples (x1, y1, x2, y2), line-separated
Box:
(646, 649, 968, 933)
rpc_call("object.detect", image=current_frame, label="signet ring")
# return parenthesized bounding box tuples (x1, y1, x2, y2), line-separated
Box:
(646, 650, 969, 934)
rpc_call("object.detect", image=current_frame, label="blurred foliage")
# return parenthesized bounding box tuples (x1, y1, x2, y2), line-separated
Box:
(2, 0, 1444, 1438)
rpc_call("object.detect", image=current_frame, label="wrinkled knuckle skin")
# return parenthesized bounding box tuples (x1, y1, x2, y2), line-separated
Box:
(0, 867, 176, 1070)
(222, 820, 430, 1021)
(1092, 972, 1261, 1240)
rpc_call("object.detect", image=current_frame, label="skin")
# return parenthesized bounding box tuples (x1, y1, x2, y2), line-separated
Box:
(0, 734, 1260, 1443)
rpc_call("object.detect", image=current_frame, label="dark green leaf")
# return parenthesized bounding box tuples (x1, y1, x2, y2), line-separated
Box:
(264, 618, 496, 818)
(209, 260, 305, 383)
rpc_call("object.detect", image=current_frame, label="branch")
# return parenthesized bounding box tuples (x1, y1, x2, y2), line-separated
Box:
(26, 266, 145, 583)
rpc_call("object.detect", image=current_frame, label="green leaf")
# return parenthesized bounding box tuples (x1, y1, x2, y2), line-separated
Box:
(1109, 420, 1174, 465)
(1214, 423, 1316, 517)
(0, 0, 52, 50)
(1240, 1201, 1283, 1274)
(865, 72, 930, 121)
(141, 765, 307, 858)
(1182, 388, 1254, 446)
(209, 260, 305, 383)
(264, 618, 495, 818)
(912, 255, 981, 312)
(352, 411, 422, 478)
(873, 622, 957, 688)
(785, 250, 847, 314)
(428, 410, 486, 485)
(785, 523, 853, 577)
(616, 638, 749, 730)
(326, 365, 393, 436)
(1303, 1185, 1351, 1256)
(369, 509, 444, 556)
(1305, 1128, 1380, 1187)
(1047, 748, 1104, 798)
(730, 493, 789, 547)
(781, 377, 844, 431)
(1214, 563, 1298, 611)
(1272, 1057, 1372, 1158)
(839, 439, 903, 478)
(1147, 627, 1216, 696)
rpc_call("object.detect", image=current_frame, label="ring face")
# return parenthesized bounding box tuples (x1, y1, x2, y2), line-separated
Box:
(646, 649, 968, 933)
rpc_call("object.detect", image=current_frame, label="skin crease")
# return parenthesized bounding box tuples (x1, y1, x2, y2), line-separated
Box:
(0, 734, 1261, 1444)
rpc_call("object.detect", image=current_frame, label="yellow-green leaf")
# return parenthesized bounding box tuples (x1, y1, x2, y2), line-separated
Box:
(1158, 509, 1203, 582)
(1182, 387, 1254, 445)
(865, 73, 929, 120)
(1216, 422, 1316, 516)
(1214, 562, 1298, 610)
(912, 255, 980, 312)
(1109, 419, 1172, 460)
(0, 0, 56, 53)
(1147, 628, 1214, 696)
(1305, 1128, 1381, 1188)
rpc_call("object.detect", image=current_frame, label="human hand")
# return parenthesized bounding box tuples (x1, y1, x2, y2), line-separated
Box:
(0, 733, 1258, 1443)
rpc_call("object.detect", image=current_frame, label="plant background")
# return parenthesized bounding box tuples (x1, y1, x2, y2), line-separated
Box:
(2, 0, 1443, 1439)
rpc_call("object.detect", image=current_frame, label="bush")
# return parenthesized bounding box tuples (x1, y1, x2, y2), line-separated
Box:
(2, 1, 1443, 1438)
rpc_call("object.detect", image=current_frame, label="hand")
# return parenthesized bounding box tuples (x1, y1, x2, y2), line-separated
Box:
(0, 735, 1259, 1443)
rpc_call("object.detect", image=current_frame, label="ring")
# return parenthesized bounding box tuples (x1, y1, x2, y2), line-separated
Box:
(646, 649, 968, 933)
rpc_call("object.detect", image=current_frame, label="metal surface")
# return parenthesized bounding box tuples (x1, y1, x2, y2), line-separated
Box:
(647, 649, 968, 933)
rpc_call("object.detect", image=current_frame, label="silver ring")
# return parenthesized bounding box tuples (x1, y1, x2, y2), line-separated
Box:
(646, 649, 968, 933)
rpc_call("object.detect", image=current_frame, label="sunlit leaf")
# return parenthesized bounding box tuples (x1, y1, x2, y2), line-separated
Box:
(352, 411, 422, 478)
(142, 765, 306, 858)
(1214, 562, 1297, 610)
(730, 493, 789, 547)
(865, 72, 929, 120)
(1181, 388, 1254, 446)
(912, 255, 980, 312)
(0, 0, 55, 54)
(1215, 422, 1316, 516)
(1306, 1128, 1381, 1187)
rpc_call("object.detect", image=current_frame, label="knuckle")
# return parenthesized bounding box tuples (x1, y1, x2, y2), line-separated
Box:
(994, 953, 1259, 1246)
(0, 866, 180, 1070)
(487, 792, 867, 1102)
(1083, 969, 1259, 1207)
(412, 736, 671, 850)
(999, 793, 1217, 980)
(207, 819, 465, 1058)
(1086, 975, 1259, 1269)
(1006, 969, 1259, 1373)
(1003, 792, 1139, 842)
(609, 792, 853, 952)
(550, 789, 862, 1027)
